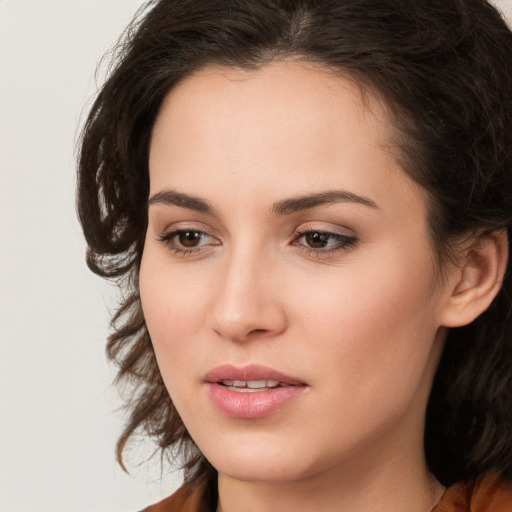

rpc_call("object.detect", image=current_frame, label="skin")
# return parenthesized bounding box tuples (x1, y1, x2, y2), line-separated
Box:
(140, 61, 461, 512)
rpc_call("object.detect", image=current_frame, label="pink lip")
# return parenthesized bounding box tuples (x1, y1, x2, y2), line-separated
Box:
(204, 364, 305, 385)
(204, 364, 307, 419)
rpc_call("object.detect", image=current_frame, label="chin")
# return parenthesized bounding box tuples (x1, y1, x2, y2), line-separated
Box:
(215, 458, 309, 483)
(203, 438, 322, 484)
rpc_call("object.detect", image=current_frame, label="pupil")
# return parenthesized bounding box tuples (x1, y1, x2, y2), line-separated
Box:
(306, 232, 328, 248)
(178, 231, 201, 247)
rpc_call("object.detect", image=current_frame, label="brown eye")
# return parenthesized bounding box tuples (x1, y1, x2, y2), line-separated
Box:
(305, 232, 330, 248)
(159, 228, 218, 255)
(178, 230, 202, 247)
(295, 229, 358, 254)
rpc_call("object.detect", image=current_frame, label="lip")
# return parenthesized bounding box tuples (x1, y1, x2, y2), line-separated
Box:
(204, 364, 307, 419)
(204, 363, 305, 385)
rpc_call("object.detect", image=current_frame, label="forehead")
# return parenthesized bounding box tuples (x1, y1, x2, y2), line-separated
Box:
(152, 62, 394, 172)
(148, 60, 426, 222)
(153, 61, 392, 140)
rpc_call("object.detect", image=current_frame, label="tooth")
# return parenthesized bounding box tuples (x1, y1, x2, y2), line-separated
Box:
(222, 380, 284, 391)
(247, 380, 267, 389)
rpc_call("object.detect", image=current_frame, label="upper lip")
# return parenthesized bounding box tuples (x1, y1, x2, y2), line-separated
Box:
(204, 364, 306, 386)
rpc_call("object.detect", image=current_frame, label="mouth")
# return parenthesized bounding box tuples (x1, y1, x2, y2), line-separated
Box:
(204, 364, 307, 419)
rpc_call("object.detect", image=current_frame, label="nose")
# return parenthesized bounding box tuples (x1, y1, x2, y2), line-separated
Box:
(208, 248, 288, 343)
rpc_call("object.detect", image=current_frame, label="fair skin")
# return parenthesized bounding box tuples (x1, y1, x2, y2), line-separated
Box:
(140, 61, 506, 512)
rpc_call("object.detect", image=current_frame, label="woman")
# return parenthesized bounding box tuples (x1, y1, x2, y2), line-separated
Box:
(77, 0, 512, 510)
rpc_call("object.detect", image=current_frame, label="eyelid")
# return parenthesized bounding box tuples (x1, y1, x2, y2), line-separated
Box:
(158, 219, 220, 235)
(292, 221, 356, 239)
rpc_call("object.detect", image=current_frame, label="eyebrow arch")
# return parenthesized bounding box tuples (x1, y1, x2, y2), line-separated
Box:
(148, 189, 378, 216)
(148, 190, 216, 214)
(271, 190, 379, 216)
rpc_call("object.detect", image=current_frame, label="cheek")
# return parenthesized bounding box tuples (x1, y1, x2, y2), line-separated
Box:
(139, 252, 207, 381)
(140, 239, 210, 328)
(292, 246, 441, 390)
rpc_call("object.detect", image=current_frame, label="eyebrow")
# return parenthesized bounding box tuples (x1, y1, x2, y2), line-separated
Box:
(148, 189, 379, 215)
(148, 190, 216, 214)
(271, 190, 379, 216)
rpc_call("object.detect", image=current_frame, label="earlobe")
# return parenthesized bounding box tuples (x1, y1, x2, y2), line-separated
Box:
(441, 229, 508, 328)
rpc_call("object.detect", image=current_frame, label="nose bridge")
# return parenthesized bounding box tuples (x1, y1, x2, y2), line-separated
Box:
(210, 239, 285, 341)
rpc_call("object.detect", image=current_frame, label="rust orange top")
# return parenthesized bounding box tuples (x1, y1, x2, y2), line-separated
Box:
(434, 474, 512, 512)
(141, 481, 211, 512)
(142, 473, 512, 512)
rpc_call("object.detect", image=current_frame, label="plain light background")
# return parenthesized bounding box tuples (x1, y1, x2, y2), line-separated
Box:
(0, 2, 181, 512)
(1, 1, 511, 511)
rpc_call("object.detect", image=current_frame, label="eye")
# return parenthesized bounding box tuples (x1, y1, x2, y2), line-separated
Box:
(159, 228, 219, 254)
(293, 229, 358, 255)
(175, 230, 206, 247)
(302, 232, 337, 249)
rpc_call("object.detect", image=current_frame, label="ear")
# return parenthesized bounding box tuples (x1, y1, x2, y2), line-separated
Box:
(441, 229, 508, 328)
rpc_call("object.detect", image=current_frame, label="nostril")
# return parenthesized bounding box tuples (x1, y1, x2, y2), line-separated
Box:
(248, 328, 268, 335)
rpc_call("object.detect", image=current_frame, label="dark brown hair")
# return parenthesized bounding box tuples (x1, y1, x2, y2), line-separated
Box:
(77, 0, 512, 489)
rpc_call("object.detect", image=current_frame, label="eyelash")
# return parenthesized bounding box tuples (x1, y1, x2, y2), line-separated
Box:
(291, 227, 358, 257)
(158, 227, 358, 257)
(158, 229, 218, 256)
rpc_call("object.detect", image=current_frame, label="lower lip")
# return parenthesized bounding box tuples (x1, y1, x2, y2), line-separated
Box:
(206, 383, 305, 419)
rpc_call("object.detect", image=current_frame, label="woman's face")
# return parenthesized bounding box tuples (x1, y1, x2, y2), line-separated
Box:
(140, 62, 455, 483)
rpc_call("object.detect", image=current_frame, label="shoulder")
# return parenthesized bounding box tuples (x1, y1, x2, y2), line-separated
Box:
(140, 482, 211, 512)
(435, 473, 512, 512)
